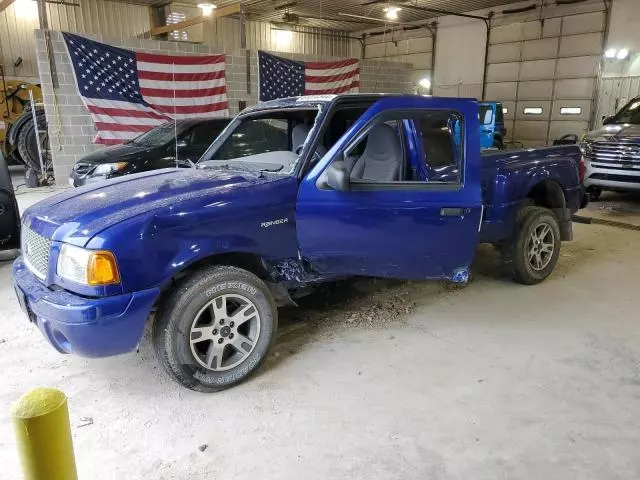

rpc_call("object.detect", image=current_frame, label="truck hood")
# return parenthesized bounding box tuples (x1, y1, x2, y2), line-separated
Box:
(23, 168, 287, 245)
(584, 123, 640, 142)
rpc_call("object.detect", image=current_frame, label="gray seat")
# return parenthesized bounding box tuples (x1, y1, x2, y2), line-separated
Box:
(292, 123, 327, 157)
(350, 124, 402, 181)
(292, 123, 310, 154)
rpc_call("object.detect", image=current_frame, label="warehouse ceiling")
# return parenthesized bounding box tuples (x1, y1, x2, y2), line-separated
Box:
(137, 0, 535, 31)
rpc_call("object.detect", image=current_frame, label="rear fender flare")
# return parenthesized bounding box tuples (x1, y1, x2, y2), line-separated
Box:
(524, 178, 572, 240)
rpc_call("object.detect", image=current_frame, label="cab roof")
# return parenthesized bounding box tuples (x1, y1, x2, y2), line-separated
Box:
(241, 93, 479, 115)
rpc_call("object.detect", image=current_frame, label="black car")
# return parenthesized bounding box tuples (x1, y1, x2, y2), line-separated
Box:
(0, 150, 20, 252)
(70, 118, 230, 187)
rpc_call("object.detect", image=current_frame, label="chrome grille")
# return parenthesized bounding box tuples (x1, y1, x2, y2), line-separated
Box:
(21, 224, 52, 279)
(73, 162, 95, 176)
(588, 142, 640, 169)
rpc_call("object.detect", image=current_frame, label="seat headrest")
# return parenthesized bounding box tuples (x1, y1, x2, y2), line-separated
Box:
(292, 123, 311, 153)
(362, 124, 402, 161)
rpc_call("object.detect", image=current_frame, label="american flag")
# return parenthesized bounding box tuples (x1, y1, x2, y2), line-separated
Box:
(258, 51, 359, 101)
(62, 32, 228, 145)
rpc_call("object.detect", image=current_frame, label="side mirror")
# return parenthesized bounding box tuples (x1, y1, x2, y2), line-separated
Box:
(326, 160, 350, 192)
(602, 116, 615, 125)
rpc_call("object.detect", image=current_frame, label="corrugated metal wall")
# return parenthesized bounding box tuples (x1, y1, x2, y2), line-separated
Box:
(204, 18, 355, 58)
(595, 76, 640, 124)
(0, 0, 151, 79)
(1, 1, 356, 82)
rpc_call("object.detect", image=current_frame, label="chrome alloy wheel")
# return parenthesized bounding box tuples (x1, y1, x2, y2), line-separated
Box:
(189, 293, 261, 371)
(526, 222, 555, 271)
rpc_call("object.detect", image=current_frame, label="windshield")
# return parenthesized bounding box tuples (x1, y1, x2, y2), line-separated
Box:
(199, 108, 319, 174)
(130, 121, 190, 147)
(612, 98, 640, 124)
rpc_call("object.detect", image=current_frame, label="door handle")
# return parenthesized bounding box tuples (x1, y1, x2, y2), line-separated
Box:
(440, 207, 465, 217)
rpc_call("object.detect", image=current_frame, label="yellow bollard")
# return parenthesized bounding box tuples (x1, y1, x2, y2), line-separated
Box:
(12, 388, 78, 480)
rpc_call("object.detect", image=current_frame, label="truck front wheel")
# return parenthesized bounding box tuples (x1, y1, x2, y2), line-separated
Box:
(153, 265, 278, 392)
(508, 206, 561, 285)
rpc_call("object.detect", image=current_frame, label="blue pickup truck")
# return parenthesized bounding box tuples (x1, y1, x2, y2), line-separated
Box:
(13, 95, 587, 391)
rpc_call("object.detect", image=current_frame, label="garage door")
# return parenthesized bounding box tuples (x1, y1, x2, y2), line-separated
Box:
(486, 10, 605, 147)
(594, 76, 640, 125)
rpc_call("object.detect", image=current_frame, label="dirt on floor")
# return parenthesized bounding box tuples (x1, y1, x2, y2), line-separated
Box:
(581, 191, 640, 227)
(1, 192, 640, 480)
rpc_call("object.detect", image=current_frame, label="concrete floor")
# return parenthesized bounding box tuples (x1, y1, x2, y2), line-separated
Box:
(1, 188, 640, 479)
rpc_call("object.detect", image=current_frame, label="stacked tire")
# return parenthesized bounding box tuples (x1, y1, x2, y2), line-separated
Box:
(7, 106, 51, 187)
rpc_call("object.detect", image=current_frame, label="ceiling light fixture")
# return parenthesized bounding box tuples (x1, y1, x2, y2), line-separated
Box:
(15, 0, 38, 19)
(617, 48, 629, 60)
(418, 77, 431, 90)
(274, 29, 293, 48)
(197, 3, 216, 16)
(604, 48, 617, 59)
(383, 6, 401, 20)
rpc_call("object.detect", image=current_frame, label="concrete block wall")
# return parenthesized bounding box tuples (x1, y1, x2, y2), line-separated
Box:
(35, 30, 413, 184)
(363, 28, 434, 88)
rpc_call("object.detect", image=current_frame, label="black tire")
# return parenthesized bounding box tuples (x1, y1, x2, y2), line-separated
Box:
(17, 122, 41, 171)
(16, 111, 48, 172)
(153, 265, 278, 392)
(493, 136, 504, 150)
(507, 206, 561, 285)
(587, 186, 602, 201)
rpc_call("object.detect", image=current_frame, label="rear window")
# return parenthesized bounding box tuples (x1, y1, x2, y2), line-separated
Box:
(479, 105, 493, 125)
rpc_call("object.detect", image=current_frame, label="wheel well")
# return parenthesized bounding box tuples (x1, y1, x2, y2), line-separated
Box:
(178, 252, 270, 282)
(524, 180, 572, 242)
(526, 180, 566, 211)
(153, 252, 272, 310)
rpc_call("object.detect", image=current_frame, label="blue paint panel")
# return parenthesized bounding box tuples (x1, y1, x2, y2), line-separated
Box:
(22, 169, 301, 293)
(13, 258, 159, 357)
(479, 145, 583, 243)
(296, 96, 483, 280)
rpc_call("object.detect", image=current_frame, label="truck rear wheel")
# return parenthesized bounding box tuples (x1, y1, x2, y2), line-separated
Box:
(152, 265, 278, 392)
(508, 206, 561, 285)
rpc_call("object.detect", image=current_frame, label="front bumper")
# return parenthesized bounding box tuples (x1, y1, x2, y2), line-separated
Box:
(584, 159, 640, 191)
(12, 257, 159, 358)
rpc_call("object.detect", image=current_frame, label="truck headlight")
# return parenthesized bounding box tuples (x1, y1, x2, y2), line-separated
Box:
(579, 141, 592, 156)
(93, 162, 128, 176)
(57, 244, 120, 285)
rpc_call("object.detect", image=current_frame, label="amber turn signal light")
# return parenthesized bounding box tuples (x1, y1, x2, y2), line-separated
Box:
(87, 251, 120, 285)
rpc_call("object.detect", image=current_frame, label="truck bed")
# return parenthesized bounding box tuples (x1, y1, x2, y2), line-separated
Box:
(479, 145, 583, 243)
